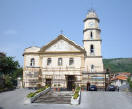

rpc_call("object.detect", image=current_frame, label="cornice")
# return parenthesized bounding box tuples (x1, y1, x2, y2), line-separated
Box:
(83, 40, 102, 42)
(83, 28, 101, 33)
(83, 17, 100, 22)
(23, 51, 85, 56)
(40, 35, 85, 53)
(85, 56, 103, 58)
(40, 51, 85, 54)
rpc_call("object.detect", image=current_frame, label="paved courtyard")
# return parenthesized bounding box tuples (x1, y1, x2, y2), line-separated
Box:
(0, 89, 132, 109)
(34, 90, 73, 104)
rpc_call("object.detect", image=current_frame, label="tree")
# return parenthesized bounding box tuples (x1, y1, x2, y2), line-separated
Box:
(0, 56, 20, 76)
(0, 55, 23, 90)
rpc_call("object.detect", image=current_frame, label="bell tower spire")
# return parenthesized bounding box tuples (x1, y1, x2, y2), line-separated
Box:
(83, 10, 104, 72)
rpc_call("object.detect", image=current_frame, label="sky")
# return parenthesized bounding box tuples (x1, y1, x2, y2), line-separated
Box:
(0, 0, 132, 66)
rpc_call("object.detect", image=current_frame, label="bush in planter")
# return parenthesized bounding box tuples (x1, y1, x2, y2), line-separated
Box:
(72, 83, 76, 89)
(73, 87, 80, 99)
(75, 89, 79, 93)
(73, 92, 79, 99)
(26, 85, 49, 98)
(35, 89, 42, 93)
(27, 92, 36, 98)
(76, 87, 80, 91)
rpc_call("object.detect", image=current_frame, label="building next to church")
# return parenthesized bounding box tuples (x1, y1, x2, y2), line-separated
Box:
(23, 10, 105, 90)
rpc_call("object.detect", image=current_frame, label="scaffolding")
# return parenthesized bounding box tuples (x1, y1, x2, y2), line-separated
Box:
(24, 66, 111, 90)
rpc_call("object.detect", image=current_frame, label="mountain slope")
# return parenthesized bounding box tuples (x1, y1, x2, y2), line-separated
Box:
(103, 58, 132, 73)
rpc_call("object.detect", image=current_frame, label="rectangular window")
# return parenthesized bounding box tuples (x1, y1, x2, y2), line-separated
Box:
(47, 58, 51, 65)
(69, 58, 74, 65)
(58, 58, 62, 66)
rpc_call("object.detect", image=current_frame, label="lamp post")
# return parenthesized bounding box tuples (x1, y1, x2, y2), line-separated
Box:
(105, 68, 110, 91)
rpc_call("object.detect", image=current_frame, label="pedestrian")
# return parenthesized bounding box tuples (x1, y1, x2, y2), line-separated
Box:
(117, 86, 119, 92)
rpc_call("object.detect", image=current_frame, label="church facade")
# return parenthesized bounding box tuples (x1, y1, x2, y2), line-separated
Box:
(23, 10, 104, 90)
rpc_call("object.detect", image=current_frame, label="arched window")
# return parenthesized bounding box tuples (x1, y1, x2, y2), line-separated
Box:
(30, 58, 35, 66)
(47, 58, 51, 65)
(90, 44, 94, 54)
(58, 58, 62, 66)
(91, 64, 94, 72)
(90, 32, 93, 39)
(69, 58, 74, 65)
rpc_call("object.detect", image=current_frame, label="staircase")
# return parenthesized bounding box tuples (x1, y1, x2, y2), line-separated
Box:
(33, 89, 73, 104)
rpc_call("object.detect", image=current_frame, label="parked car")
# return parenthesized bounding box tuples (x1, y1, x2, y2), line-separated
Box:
(89, 85, 97, 91)
(107, 85, 116, 91)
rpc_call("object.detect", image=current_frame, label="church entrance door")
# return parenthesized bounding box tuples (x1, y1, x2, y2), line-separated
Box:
(67, 75, 75, 91)
(46, 79, 52, 87)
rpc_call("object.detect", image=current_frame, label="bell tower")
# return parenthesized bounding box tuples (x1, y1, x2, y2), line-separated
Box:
(83, 9, 104, 72)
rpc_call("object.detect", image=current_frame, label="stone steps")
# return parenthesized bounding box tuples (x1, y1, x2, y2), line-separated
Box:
(33, 90, 73, 104)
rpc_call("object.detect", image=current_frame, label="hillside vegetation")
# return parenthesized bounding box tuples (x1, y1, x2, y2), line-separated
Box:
(103, 58, 132, 73)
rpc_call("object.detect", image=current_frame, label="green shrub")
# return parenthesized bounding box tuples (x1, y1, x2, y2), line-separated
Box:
(75, 90, 79, 93)
(73, 86, 80, 99)
(129, 81, 132, 89)
(35, 89, 41, 93)
(27, 92, 36, 98)
(76, 87, 80, 91)
(26, 85, 49, 98)
(127, 77, 131, 83)
(4, 75, 13, 89)
(73, 93, 79, 99)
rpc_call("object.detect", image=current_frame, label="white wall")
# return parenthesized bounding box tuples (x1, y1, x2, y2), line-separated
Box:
(45, 39, 80, 52)
(84, 19, 99, 29)
(24, 46, 40, 53)
(42, 56, 82, 69)
(84, 58, 104, 72)
(24, 55, 40, 67)
(84, 41, 102, 56)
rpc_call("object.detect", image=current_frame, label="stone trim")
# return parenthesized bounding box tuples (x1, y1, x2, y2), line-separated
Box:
(71, 90, 81, 105)
(40, 35, 85, 53)
(40, 51, 85, 54)
(23, 51, 85, 56)
(23, 52, 39, 56)
(83, 28, 101, 33)
(26, 66, 40, 68)
(24, 87, 50, 104)
(83, 40, 102, 42)
(85, 56, 102, 58)
(83, 17, 100, 22)
(82, 72, 108, 74)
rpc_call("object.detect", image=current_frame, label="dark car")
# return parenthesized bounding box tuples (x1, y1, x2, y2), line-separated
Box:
(89, 85, 97, 91)
(107, 85, 116, 91)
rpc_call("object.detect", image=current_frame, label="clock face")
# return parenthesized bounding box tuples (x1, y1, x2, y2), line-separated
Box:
(89, 22, 94, 27)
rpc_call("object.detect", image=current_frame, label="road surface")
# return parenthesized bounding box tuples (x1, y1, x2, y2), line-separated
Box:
(0, 89, 132, 109)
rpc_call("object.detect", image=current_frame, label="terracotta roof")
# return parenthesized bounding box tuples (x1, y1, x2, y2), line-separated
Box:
(111, 75, 128, 81)
(119, 72, 130, 76)
(116, 76, 127, 80)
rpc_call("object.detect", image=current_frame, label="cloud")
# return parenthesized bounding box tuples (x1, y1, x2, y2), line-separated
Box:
(3, 29, 17, 35)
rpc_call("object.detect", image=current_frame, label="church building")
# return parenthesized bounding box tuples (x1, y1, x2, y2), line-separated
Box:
(23, 10, 104, 90)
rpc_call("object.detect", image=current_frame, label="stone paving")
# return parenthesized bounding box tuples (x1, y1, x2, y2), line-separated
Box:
(0, 89, 132, 109)
(34, 90, 73, 104)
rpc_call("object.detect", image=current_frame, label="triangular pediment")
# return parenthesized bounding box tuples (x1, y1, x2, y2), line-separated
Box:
(40, 35, 85, 53)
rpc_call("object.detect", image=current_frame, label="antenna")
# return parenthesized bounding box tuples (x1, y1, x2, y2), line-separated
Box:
(90, 0, 94, 11)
